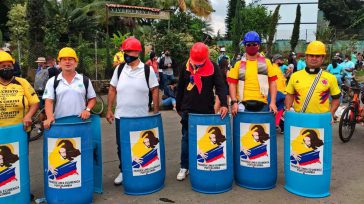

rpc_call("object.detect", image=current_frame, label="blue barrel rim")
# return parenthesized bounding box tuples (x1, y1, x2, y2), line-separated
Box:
(0, 123, 24, 130)
(53, 115, 92, 126)
(286, 111, 332, 117)
(236, 111, 274, 115)
(119, 112, 161, 120)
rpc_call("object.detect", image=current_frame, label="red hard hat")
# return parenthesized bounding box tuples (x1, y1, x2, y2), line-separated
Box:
(121, 37, 142, 52)
(190, 42, 209, 65)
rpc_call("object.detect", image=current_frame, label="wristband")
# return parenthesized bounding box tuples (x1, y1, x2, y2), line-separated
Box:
(85, 107, 91, 112)
(230, 100, 238, 106)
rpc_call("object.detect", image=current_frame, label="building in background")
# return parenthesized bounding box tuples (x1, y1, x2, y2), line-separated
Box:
(253, 0, 319, 42)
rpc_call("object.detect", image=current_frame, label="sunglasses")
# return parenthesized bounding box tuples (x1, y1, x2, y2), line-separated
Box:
(246, 43, 258, 47)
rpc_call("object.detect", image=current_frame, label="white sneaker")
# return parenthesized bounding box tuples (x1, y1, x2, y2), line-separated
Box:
(176, 168, 189, 181)
(114, 172, 123, 185)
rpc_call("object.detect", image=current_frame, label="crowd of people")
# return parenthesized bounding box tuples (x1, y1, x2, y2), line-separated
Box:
(0, 30, 363, 201)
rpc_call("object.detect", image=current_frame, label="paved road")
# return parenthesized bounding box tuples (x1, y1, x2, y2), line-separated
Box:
(29, 111, 364, 204)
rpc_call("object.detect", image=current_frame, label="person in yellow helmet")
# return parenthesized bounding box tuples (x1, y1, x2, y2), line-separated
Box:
(285, 41, 341, 123)
(0, 51, 39, 131)
(42, 47, 97, 129)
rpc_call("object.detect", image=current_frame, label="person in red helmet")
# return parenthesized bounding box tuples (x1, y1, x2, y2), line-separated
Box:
(106, 37, 159, 185)
(176, 42, 228, 181)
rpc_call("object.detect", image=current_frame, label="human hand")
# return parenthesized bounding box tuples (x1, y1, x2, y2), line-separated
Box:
(106, 110, 114, 124)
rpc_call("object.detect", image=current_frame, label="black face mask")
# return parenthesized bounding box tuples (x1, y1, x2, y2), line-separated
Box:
(165, 53, 170, 56)
(277, 63, 284, 66)
(124, 53, 139, 64)
(0, 68, 14, 81)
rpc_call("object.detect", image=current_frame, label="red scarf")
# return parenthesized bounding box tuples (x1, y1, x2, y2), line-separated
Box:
(186, 59, 214, 94)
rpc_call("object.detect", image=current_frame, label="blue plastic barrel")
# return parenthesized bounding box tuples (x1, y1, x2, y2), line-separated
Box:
(188, 114, 233, 194)
(0, 124, 30, 204)
(119, 113, 165, 195)
(233, 112, 277, 189)
(284, 111, 332, 198)
(44, 116, 93, 204)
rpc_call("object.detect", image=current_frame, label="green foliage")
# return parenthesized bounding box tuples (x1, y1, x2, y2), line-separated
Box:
(26, 0, 46, 74)
(6, 3, 28, 43)
(154, 32, 189, 73)
(225, 0, 245, 38)
(111, 31, 130, 49)
(0, 30, 3, 46)
(319, 0, 364, 29)
(316, 20, 335, 44)
(266, 4, 280, 57)
(231, 4, 273, 54)
(290, 4, 301, 52)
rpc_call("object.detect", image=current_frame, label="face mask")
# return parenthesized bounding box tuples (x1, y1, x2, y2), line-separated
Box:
(165, 53, 170, 56)
(0, 68, 14, 81)
(124, 53, 138, 64)
(245, 46, 259, 56)
(277, 63, 284, 66)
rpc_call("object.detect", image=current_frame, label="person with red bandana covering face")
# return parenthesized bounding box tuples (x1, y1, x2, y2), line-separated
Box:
(228, 31, 278, 115)
(176, 42, 228, 181)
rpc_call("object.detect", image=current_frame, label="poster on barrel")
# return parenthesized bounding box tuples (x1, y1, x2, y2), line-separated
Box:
(0, 142, 21, 197)
(47, 138, 82, 189)
(289, 127, 324, 175)
(240, 123, 271, 168)
(130, 128, 161, 176)
(196, 125, 227, 171)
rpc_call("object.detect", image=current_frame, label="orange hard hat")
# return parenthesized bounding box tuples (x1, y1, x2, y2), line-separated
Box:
(121, 37, 142, 52)
(190, 42, 209, 65)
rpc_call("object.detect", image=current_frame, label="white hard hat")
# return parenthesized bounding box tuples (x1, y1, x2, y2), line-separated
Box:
(220, 47, 226, 52)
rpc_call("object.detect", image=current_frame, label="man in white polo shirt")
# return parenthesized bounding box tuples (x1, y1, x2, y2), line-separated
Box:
(106, 37, 159, 185)
(43, 47, 96, 129)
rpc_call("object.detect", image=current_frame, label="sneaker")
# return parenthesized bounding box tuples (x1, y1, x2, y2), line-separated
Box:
(114, 172, 123, 185)
(176, 168, 189, 181)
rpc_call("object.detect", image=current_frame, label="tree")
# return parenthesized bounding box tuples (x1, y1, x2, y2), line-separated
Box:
(266, 4, 280, 57)
(231, 0, 243, 54)
(177, 0, 214, 17)
(225, 0, 245, 38)
(319, 0, 364, 29)
(27, 0, 46, 70)
(290, 4, 301, 52)
(231, 4, 273, 53)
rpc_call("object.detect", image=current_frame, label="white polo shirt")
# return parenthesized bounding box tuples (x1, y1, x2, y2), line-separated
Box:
(110, 62, 159, 118)
(43, 72, 96, 119)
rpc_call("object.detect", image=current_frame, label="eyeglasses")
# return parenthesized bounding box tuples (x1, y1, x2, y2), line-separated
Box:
(246, 43, 258, 47)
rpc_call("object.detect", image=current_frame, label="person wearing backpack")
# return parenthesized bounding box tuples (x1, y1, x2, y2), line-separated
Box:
(106, 37, 159, 185)
(42, 47, 96, 129)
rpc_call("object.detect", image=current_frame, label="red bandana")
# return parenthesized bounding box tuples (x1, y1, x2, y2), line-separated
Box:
(186, 59, 214, 94)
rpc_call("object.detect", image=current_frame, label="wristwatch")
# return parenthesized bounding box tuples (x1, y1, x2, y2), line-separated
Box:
(85, 107, 91, 112)
(230, 100, 238, 106)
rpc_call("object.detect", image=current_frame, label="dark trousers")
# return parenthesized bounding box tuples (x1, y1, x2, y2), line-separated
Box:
(180, 112, 189, 169)
(115, 118, 122, 171)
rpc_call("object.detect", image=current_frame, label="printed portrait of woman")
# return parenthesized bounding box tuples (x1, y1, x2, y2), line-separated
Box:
(49, 139, 81, 176)
(132, 130, 160, 167)
(241, 124, 270, 159)
(197, 126, 226, 163)
(0, 145, 19, 171)
(291, 129, 323, 165)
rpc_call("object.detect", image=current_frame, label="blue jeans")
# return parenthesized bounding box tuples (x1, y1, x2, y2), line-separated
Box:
(163, 74, 174, 89)
(180, 112, 189, 169)
(115, 118, 122, 171)
(162, 97, 176, 106)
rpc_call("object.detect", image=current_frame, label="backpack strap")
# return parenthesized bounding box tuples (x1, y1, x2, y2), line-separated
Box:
(83, 75, 90, 103)
(144, 64, 150, 89)
(53, 74, 61, 104)
(116, 62, 150, 89)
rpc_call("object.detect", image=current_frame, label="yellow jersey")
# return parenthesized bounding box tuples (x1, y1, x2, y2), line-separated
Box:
(0, 77, 39, 127)
(286, 69, 341, 113)
(272, 63, 286, 93)
(227, 58, 278, 103)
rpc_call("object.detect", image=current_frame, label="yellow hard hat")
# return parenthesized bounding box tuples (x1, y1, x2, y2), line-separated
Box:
(0, 51, 15, 64)
(305, 41, 326, 55)
(57, 47, 78, 62)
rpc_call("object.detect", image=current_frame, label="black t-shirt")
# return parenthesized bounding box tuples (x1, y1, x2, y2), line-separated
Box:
(176, 60, 228, 114)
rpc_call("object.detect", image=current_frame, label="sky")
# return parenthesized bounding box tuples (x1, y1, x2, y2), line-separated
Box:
(210, 0, 253, 35)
